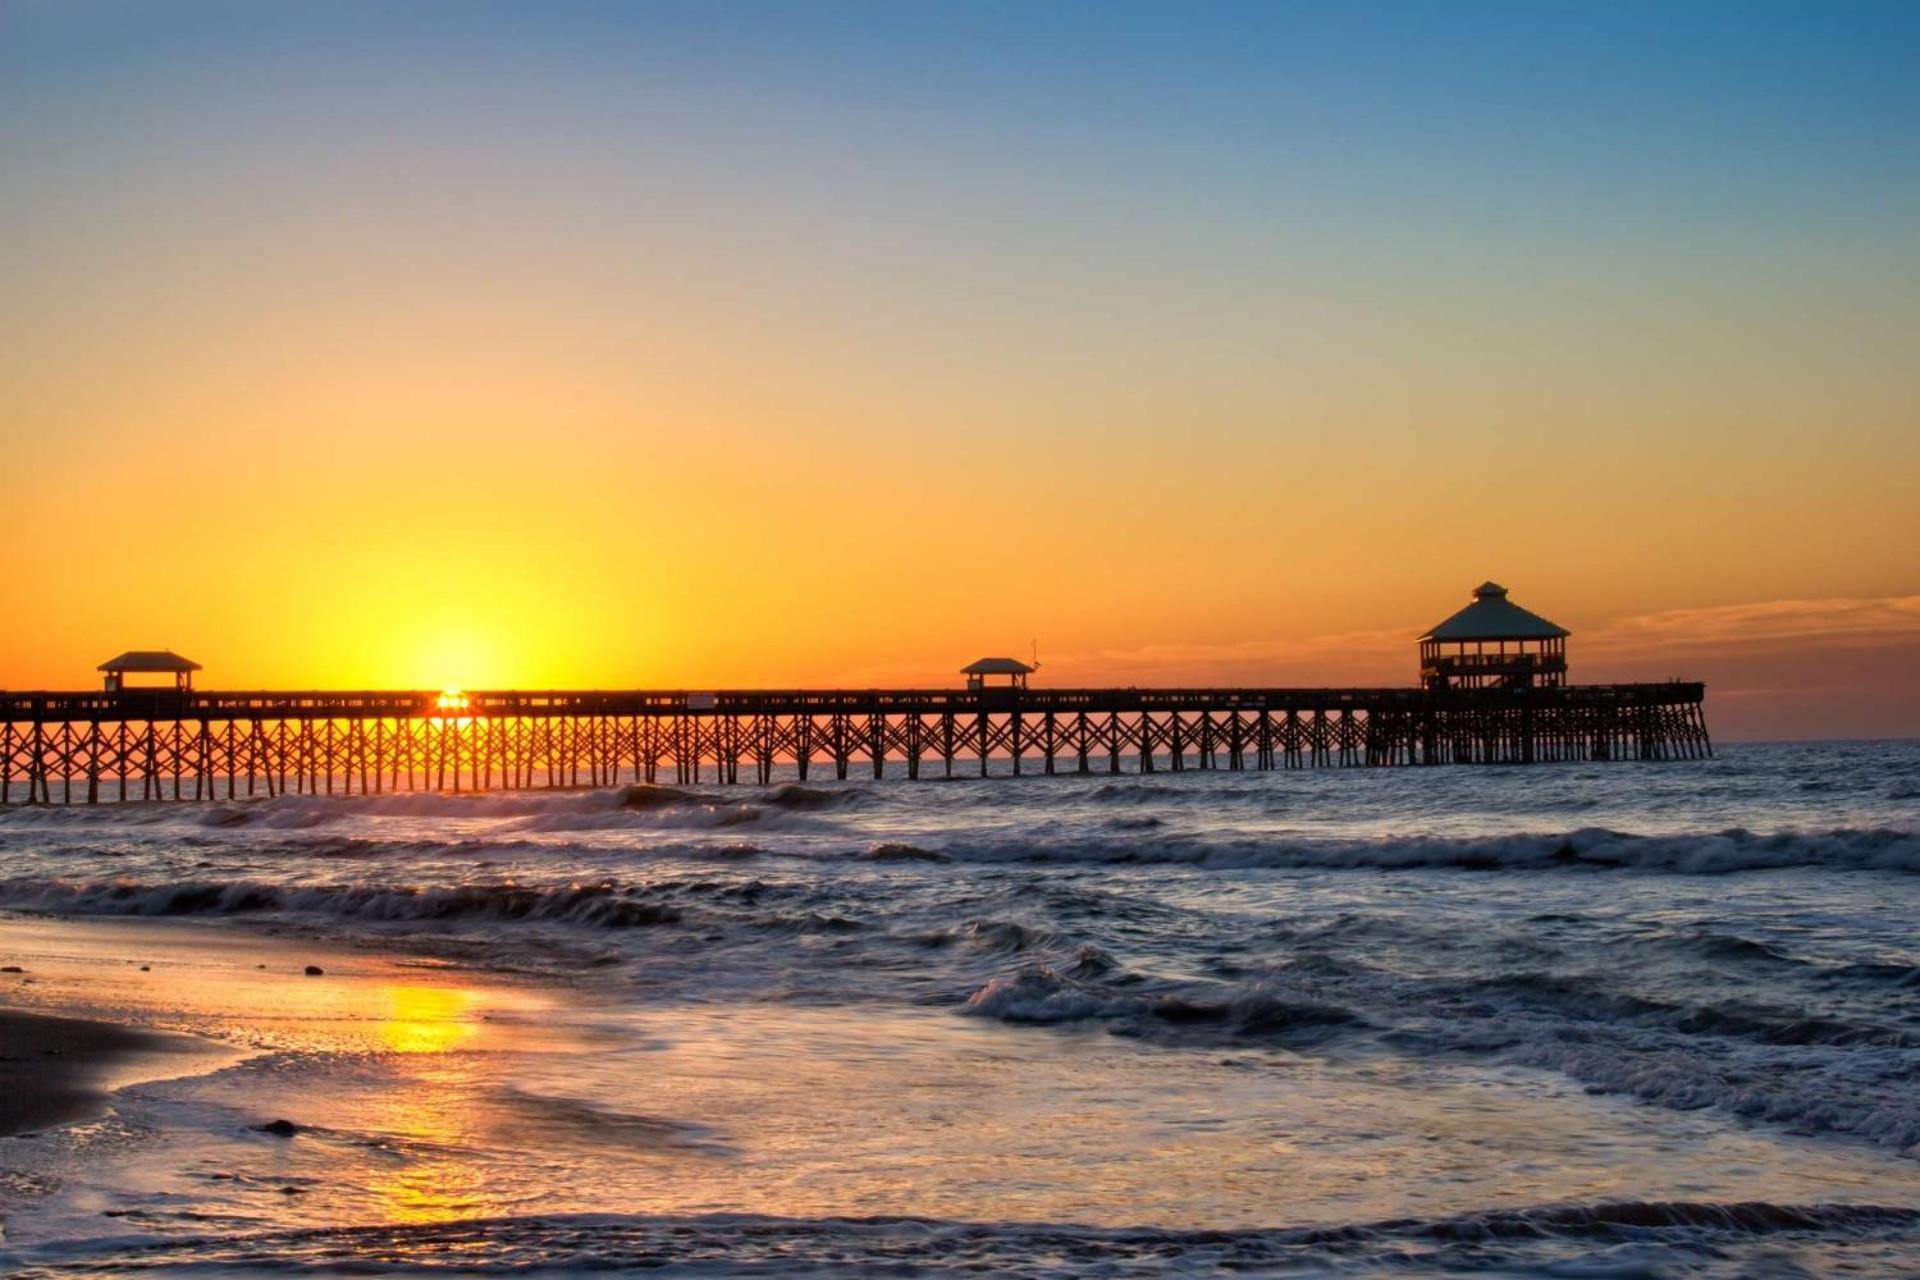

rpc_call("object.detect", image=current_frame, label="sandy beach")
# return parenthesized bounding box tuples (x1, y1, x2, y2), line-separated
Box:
(3, 921, 272, 1142)
(0, 1010, 182, 1138)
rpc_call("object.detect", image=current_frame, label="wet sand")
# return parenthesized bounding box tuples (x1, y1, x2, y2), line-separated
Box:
(1, 915, 392, 1143)
(0, 1009, 174, 1136)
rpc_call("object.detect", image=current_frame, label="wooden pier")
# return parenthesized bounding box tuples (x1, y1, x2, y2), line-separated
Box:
(0, 682, 1710, 805)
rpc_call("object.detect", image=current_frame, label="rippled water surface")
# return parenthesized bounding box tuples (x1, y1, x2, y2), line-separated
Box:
(0, 740, 1916, 1275)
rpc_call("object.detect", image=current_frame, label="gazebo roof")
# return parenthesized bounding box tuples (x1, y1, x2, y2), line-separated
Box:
(961, 657, 1035, 676)
(97, 650, 202, 674)
(1421, 583, 1569, 642)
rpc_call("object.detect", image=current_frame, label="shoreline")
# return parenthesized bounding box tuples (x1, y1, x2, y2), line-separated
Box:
(0, 1008, 179, 1137)
(0, 914, 556, 1158)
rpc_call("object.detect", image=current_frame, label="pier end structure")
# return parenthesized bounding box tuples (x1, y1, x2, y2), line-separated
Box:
(1420, 583, 1568, 692)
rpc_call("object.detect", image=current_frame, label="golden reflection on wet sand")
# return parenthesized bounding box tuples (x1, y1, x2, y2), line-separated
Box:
(363, 1055, 496, 1224)
(377, 986, 478, 1056)
(362, 985, 498, 1223)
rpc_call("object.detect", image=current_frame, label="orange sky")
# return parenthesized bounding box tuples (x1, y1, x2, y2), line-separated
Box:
(2, 6, 1916, 740)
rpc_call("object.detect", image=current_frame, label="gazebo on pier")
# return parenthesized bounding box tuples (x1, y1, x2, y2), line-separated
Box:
(98, 650, 201, 694)
(1419, 583, 1568, 692)
(962, 657, 1035, 692)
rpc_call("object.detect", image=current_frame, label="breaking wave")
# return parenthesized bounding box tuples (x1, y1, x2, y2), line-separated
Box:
(951, 952, 1920, 1155)
(0, 876, 686, 928)
(963, 963, 1362, 1045)
(0, 782, 870, 835)
(927, 826, 1920, 873)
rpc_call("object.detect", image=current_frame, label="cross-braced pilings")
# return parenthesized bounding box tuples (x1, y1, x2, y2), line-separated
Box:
(0, 683, 1710, 805)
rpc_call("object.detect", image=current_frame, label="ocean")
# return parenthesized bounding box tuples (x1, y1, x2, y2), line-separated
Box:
(0, 739, 1916, 1276)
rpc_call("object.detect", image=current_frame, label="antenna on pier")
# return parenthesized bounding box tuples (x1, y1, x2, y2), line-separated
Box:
(1030, 638, 1041, 671)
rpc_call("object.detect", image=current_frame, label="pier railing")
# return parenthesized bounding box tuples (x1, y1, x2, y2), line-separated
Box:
(0, 681, 1710, 804)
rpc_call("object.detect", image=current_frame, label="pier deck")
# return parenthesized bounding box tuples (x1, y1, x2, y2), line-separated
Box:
(0, 682, 1709, 804)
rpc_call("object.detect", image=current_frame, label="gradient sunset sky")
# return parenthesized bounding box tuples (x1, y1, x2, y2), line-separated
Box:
(2, 2, 1915, 739)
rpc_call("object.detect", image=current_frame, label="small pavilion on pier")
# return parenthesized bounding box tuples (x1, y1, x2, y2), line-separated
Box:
(98, 650, 201, 694)
(1419, 583, 1567, 691)
(962, 657, 1035, 692)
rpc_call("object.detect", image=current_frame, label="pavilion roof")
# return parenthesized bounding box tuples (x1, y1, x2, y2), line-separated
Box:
(1421, 583, 1569, 642)
(97, 650, 202, 673)
(961, 657, 1035, 676)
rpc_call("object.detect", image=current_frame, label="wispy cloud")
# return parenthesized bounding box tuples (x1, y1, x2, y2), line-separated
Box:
(1584, 595, 1920, 655)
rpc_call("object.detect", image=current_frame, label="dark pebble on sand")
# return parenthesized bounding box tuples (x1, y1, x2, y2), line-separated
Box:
(303, 965, 324, 976)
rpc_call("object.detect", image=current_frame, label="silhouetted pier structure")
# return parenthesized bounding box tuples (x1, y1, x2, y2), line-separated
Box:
(0, 683, 1713, 805)
(0, 587, 1711, 804)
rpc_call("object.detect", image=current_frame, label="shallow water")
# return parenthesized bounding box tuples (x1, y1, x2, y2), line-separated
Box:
(0, 741, 1916, 1275)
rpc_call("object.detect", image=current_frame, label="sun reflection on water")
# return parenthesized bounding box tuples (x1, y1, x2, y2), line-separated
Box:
(378, 985, 478, 1055)
(367, 985, 495, 1223)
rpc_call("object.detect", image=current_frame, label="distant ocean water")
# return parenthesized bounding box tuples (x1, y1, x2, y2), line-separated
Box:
(1, 740, 1916, 1276)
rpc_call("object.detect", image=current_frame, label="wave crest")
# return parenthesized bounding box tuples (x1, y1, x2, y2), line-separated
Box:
(0, 876, 683, 928)
(928, 826, 1920, 873)
(963, 965, 1361, 1042)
